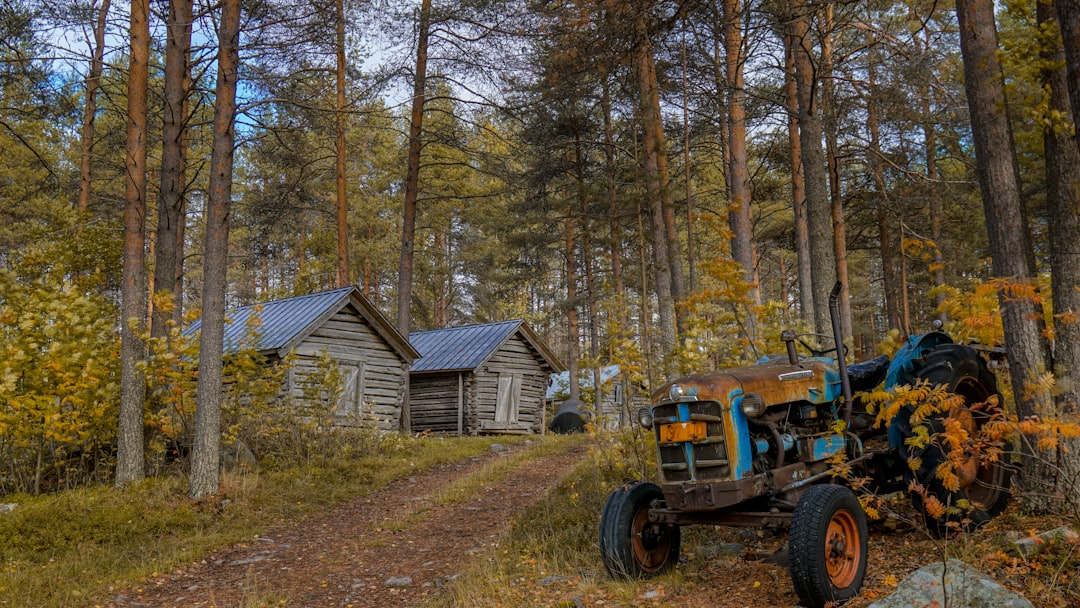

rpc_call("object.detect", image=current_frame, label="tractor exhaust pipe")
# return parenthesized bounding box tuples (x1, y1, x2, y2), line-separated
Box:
(829, 282, 853, 425)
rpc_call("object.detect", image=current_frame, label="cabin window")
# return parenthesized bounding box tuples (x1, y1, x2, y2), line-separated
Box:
(495, 373, 522, 424)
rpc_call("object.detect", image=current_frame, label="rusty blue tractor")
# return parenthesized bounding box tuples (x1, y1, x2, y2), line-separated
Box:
(599, 283, 1011, 608)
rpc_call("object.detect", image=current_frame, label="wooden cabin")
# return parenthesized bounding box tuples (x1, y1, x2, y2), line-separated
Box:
(189, 287, 419, 432)
(546, 365, 650, 430)
(408, 320, 564, 435)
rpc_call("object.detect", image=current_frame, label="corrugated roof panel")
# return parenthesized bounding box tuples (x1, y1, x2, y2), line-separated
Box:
(186, 287, 353, 353)
(409, 319, 523, 372)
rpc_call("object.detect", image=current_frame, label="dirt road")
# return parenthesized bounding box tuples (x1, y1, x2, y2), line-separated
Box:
(108, 441, 586, 608)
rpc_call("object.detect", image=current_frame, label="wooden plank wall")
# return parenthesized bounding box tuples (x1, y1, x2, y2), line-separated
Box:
(409, 372, 466, 434)
(288, 306, 407, 432)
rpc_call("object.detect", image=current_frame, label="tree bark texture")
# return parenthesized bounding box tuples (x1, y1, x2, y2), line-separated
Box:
(601, 73, 627, 328)
(189, 0, 240, 500)
(115, 0, 149, 487)
(152, 0, 192, 341)
(1028, 0, 1080, 514)
(723, 0, 756, 305)
(820, 3, 852, 343)
(1041, 0, 1080, 415)
(565, 199, 580, 402)
(1055, 0, 1080, 160)
(634, 9, 676, 354)
(866, 58, 901, 333)
(76, 0, 110, 219)
(398, 0, 432, 336)
(335, 0, 350, 288)
(956, 0, 1052, 428)
(784, 29, 813, 326)
(921, 25, 947, 322)
(790, 0, 836, 336)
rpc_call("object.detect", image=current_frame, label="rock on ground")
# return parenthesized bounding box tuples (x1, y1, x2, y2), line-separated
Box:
(867, 558, 1032, 608)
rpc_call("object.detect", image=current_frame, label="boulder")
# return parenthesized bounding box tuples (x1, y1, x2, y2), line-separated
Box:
(867, 559, 1031, 608)
(1013, 526, 1078, 558)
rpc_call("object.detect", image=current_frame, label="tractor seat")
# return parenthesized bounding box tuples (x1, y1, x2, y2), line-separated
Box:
(847, 355, 890, 392)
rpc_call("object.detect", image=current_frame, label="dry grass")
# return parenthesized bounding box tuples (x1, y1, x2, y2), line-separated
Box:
(0, 433, 527, 608)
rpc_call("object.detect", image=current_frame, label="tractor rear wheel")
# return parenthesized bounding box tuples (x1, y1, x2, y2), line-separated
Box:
(894, 344, 1012, 536)
(599, 481, 680, 578)
(789, 484, 868, 608)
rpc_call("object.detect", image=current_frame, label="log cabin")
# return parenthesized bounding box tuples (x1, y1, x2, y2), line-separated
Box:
(188, 286, 418, 432)
(408, 320, 564, 435)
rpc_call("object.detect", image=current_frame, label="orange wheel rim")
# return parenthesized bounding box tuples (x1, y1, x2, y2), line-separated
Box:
(824, 510, 861, 588)
(631, 508, 671, 572)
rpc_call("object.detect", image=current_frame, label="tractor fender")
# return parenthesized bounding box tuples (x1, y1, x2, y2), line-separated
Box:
(884, 331, 953, 450)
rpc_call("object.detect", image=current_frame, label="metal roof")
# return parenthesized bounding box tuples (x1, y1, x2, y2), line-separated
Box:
(185, 287, 418, 361)
(409, 320, 524, 372)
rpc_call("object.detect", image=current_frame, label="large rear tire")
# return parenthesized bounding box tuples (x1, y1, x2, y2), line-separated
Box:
(789, 484, 868, 608)
(599, 481, 680, 578)
(894, 344, 1012, 536)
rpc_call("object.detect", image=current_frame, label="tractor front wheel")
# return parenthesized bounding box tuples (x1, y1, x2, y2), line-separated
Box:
(789, 484, 868, 608)
(599, 481, 680, 578)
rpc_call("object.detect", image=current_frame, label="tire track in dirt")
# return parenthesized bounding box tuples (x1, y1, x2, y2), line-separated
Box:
(105, 440, 587, 608)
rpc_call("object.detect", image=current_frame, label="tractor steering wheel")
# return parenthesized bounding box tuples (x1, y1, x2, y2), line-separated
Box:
(794, 333, 848, 359)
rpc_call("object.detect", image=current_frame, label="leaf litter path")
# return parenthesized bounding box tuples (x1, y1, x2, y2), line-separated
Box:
(107, 441, 587, 608)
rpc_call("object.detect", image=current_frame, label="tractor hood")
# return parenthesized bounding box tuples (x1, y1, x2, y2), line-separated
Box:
(653, 359, 842, 407)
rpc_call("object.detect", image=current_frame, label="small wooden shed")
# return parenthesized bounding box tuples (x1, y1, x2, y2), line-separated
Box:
(408, 320, 564, 435)
(191, 287, 419, 432)
(546, 365, 649, 430)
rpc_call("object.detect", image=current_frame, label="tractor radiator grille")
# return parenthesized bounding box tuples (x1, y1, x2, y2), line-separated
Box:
(653, 401, 730, 483)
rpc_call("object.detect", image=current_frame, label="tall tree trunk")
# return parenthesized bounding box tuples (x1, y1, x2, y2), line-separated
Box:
(76, 0, 110, 220)
(1042, 0, 1080, 415)
(681, 32, 696, 294)
(576, 133, 602, 422)
(867, 49, 901, 333)
(115, 0, 150, 487)
(723, 0, 758, 308)
(565, 197, 580, 403)
(433, 230, 448, 327)
(335, 0, 350, 288)
(820, 3, 851, 342)
(601, 72, 627, 328)
(790, 0, 835, 336)
(1055, 0, 1080, 160)
(956, 0, 1054, 511)
(398, 0, 432, 335)
(634, 9, 676, 354)
(915, 19, 947, 321)
(153, 0, 192, 341)
(784, 28, 813, 325)
(1039, 1, 1080, 514)
(189, 0, 241, 500)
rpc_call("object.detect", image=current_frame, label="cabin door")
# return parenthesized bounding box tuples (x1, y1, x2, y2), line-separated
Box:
(335, 362, 366, 422)
(494, 373, 522, 425)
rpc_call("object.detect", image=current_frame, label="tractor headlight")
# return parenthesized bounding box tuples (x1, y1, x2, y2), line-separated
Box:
(740, 393, 767, 418)
(637, 407, 654, 429)
(668, 383, 684, 401)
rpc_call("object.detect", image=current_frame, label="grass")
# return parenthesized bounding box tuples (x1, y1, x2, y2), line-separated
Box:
(419, 430, 683, 608)
(421, 430, 1080, 608)
(0, 433, 529, 608)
